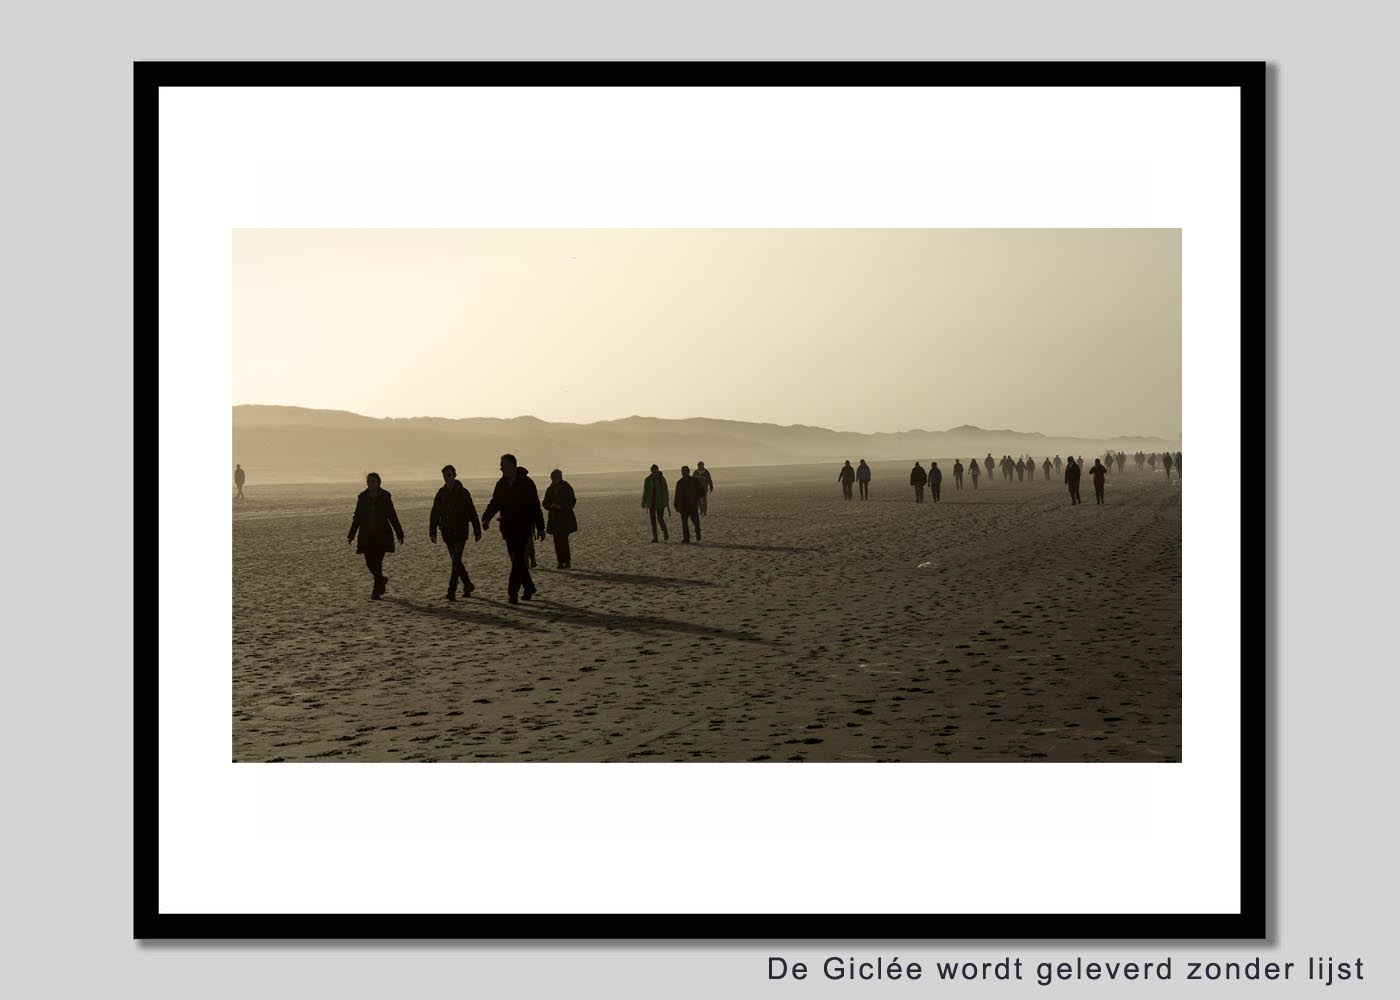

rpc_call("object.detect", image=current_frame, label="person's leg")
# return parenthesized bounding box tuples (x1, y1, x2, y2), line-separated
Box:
(681, 509, 693, 542)
(504, 535, 524, 599)
(364, 546, 385, 596)
(449, 538, 471, 595)
(518, 535, 537, 597)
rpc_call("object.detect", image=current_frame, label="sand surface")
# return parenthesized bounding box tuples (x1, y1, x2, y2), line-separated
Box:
(233, 461, 1181, 762)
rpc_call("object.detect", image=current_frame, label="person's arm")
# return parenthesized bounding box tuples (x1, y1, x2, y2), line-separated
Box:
(481, 484, 501, 529)
(387, 498, 405, 544)
(530, 481, 546, 537)
(466, 494, 482, 540)
(428, 494, 441, 542)
(563, 483, 576, 511)
(347, 499, 361, 544)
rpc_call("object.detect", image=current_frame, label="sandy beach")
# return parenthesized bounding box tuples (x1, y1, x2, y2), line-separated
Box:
(233, 461, 1181, 762)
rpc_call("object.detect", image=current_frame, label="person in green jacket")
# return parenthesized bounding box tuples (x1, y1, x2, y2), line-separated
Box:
(641, 464, 670, 542)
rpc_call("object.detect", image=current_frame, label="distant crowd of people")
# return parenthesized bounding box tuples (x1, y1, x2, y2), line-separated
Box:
(235, 447, 1179, 602)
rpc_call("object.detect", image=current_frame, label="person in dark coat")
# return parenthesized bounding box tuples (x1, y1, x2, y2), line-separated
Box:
(234, 463, 245, 499)
(1026, 456, 1036, 481)
(542, 468, 578, 568)
(1015, 457, 1026, 481)
(480, 453, 546, 604)
(1088, 458, 1109, 504)
(1054, 454, 1063, 475)
(1064, 457, 1083, 505)
(968, 459, 980, 489)
(1042, 457, 1052, 480)
(838, 460, 856, 500)
(641, 464, 670, 541)
(674, 465, 704, 543)
(909, 461, 927, 503)
(429, 464, 482, 600)
(694, 461, 714, 515)
(928, 461, 943, 501)
(1163, 452, 1174, 480)
(985, 454, 995, 481)
(952, 459, 964, 490)
(856, 459, 872, 499)
(347, 472, 405, 599)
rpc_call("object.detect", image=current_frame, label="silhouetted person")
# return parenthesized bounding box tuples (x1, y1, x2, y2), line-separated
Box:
(1174, 451, 1182, 477)
(838, 460, 856, 500)
(347, 472, 405, 600)
(481, 453, 546, 604)
(1015, 457, 1026, 482)
(641, 464, 670, 541)
(1163, 452, 1174, 479)
(233, 463, 245, 499)
(1089, 459, 1109, 504)
(1054, 454, 1063, 475)
(1042, 457, 1052, 480)
(929, 461, 943, 501)
(1116, 452, 1126, 474)
(1002, 455, 1015, 482)
(1026, 457, 1036, 481)
(857, 459, 872, 499)
(542, 468, 577, 568)
(953, 459, 964, 490)
(969, 459, 980, 489)
(984, 454, 995, 481)
(429, 464, 482, 600)
(1148, 452, 1157, 470)
(910, 461, 927, 503)
(694, 461, 714, 515)
(674, 465, 704, 543)
(1064, 457, 1082, 505)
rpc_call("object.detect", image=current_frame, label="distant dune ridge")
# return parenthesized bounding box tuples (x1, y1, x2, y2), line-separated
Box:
(233, 405, 1181, 483)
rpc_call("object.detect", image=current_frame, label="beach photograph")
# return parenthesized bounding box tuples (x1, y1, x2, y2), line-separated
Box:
(232, 228, 1182, 763)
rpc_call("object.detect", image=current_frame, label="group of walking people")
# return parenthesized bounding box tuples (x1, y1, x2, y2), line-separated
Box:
(343, 456, 715, 602)
(347, 455, 577, 604)
(843, 448, 1182, 507)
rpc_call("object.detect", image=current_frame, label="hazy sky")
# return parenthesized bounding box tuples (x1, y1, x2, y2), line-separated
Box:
(234, 229, 1180, 437)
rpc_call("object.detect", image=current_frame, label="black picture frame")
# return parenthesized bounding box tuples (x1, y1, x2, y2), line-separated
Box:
(136, 60, 1265, 940)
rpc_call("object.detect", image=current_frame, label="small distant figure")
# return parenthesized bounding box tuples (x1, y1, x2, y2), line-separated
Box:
(1064, 457, 1083, 506)
(1026, 457, 1036, 481)
(481, 453, 547, 605)
(347, 472, 405, 600)
(929, 461, 943, 502)
(542, 468, 578, 568)
(1015, 457, 1026, 482)
(674, 466, 704, 543)
(1001, 455, 1015, 482)
(910, 461, 927, 503)
(1148, 452, 1158, 471)
(694, 461, 715, 515)
(1174, 451, 1182, 477)
(968, 459, 980, 489)
(838, 460, 856, 501)
(1135, 450, 1145, 472)
(428, 464, 481, 601)
(233, 463, 245, 500)
(1042, 457, 1052, 480)
(984, 454, 995, 481)
(641, 464, 670, 541)
(1053, 454, 1063, 475)
(857, 459, 872, 500)
(1089, 458, 1109, 504)
(1116, 452, 1126, 475)
(953, 459, 964, 490)
(1163, 452, 1174, 480)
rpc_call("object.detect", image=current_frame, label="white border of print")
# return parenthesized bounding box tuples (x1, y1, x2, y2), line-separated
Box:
(159, 85, 1237, 914)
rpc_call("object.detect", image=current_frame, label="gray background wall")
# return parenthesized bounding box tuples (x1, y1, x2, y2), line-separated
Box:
(5, 1, 1395, 995)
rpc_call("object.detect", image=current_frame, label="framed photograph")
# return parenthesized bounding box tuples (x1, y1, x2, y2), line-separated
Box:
(139, 61, 1264, 937)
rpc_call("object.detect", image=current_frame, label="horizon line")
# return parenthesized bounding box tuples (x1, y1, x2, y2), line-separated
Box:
(232, 402, 1180, 443)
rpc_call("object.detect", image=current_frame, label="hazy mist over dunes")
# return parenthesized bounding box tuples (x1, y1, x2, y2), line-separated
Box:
(234, 405, 1179, 483)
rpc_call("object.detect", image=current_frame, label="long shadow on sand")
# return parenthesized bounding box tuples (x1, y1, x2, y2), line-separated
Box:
(381, 595, 551, 633)
(538, 567, 716, 589)
(691, 541, 819, 554)
(525, 598, 778, 646)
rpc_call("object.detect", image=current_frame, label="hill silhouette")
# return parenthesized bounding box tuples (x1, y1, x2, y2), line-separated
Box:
(233, 405, 1180, 483)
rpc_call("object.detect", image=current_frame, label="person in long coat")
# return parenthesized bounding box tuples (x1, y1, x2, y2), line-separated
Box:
(542, 468, 578, 568)
(909, 461, 927, 503)
(929, 461, 943, 502)
(838, 460, 856, 500)
(1064, 457, 1083, 506)
(856, 459, 872, 500)
(674, 465, 704, 543)
(347, 472, 405, 599)
(481, 454, 547, 604)
(641, 464, 670, 541)
(429, 463, 482, 600)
